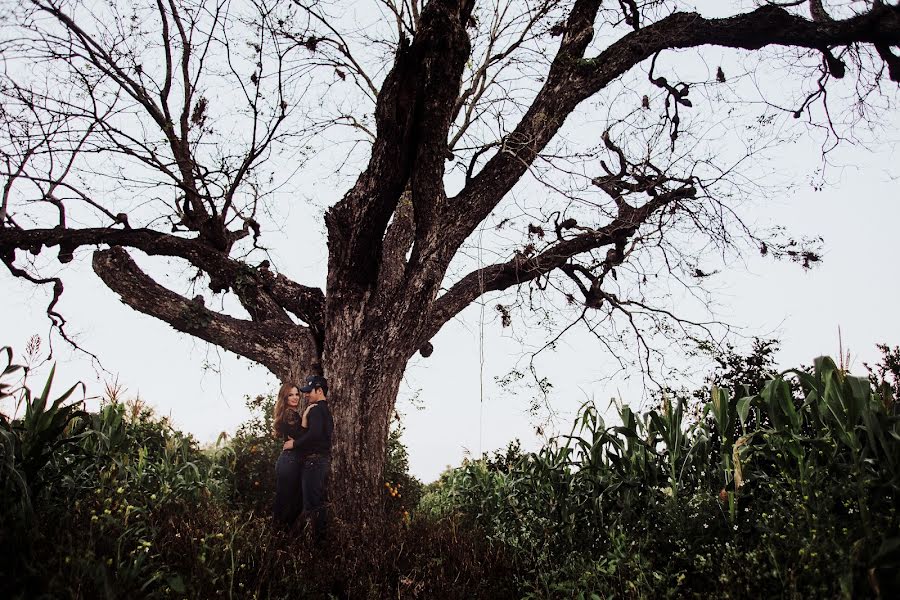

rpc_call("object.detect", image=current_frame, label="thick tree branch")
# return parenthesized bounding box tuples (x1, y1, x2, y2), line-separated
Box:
(876, 42, 900, 80)
(379, 189, 415, 294)
(809, 0, 832, 23)
(92, 247, 318, 377)
(422, 185, 695, 352)
(448, 2, 900, 255)
(324, 0, 475, 288)
(406, 0, 476, 243)
(0, 226, 324, 329)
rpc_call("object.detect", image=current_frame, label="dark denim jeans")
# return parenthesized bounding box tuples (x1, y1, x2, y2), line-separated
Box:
(300, 454, 330, 542)
(273, 450, 302, 526)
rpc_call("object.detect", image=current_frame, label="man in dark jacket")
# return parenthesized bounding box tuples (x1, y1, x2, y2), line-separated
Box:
(283, 374, 333, 541)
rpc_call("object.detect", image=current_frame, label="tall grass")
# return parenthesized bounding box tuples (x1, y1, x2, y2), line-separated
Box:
(3, 342, 899, 598)
(0, 347, 502, 599)
(426, 355, 900, 598)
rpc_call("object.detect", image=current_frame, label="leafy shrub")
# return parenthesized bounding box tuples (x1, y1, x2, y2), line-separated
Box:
(427, 354, 900, 598)
(1, 345, 479, 599)
(229, 393, 282, 512)
(5, 340, 900, 599)
(1, 348, 88, 575)
(383, 424, 425, 516)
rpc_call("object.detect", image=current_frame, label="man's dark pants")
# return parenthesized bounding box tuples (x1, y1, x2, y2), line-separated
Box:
(301, 454, 330, 541)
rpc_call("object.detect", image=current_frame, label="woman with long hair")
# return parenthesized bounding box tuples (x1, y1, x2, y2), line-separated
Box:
(272, 382, 311, 526)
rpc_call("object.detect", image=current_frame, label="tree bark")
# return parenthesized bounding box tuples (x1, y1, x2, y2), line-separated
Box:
(325, 347, 406, 530)
(316, 277, 412, 527)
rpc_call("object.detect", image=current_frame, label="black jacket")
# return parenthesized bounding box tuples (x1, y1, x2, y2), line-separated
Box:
(291, 400, 333, 457)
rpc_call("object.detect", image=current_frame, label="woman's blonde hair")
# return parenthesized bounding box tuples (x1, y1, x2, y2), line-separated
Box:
(272, 382, 299, 438)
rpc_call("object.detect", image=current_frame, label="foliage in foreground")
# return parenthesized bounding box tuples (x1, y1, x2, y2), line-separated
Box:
(425, 350, 900, 598)
(2, 342, 900, 598)
(0, 346, 490, 599)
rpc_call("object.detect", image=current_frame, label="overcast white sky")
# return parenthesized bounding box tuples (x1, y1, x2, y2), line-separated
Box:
(1, 0, 898, 482)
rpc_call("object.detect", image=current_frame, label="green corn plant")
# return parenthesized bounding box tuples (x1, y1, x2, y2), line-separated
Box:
(1, 347, 88, 495)
(0, 347, 32, 533)
(761, 376, 801, 434)
(566, 403, 620, 536)
(862, 382, 900, 485)
(706, 384, 763, 519)
(708, 385, 734, 482)
(648, 393, 689, 499)
(606, 403, 664, 520)
(82, 401, 128, 456)
(17, 363, 88, 495)
(785, 356, 900, 529)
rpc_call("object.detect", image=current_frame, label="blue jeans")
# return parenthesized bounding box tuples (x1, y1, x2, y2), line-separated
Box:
(300, 454, 330, 541)
(273, 450, 302, 526)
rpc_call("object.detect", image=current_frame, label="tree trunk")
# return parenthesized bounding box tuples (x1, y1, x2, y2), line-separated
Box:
(310, 262, 413, 528)
(326, 355, 405, 529)
(323, 321, 408, 531)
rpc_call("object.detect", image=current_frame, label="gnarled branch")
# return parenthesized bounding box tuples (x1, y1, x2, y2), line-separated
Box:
(92, 247, 318, 377)
(446, 2, 900, 261)
(422, 183, 695, 355)
(0, 226, 325, 330)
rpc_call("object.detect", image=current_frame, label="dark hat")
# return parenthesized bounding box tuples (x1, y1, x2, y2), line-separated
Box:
(299, 375, 328, 393)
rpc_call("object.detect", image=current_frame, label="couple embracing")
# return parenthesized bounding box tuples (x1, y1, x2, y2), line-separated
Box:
(272, 375, 334, 541)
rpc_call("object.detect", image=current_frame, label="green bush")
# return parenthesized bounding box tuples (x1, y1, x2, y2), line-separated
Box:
(383, 424, 425, 516)
(5, 340, 900, 599)
(426, 355, 900, 598)
(229, 393, 282, 512)
(1, 345, 486, 599)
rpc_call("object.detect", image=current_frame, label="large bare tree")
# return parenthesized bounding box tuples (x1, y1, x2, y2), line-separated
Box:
(1, 0, 898, 526)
